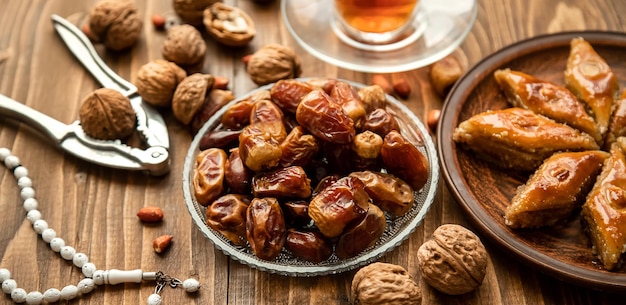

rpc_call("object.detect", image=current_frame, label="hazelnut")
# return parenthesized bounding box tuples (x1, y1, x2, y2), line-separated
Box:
(246, 44, 302, 86)
(79, 88, 136, 140)
(203, 3, 256, 47)
(351, 262, 422, 305)
(135, 59, 187, 107)
(172, 73, 215, 125)
(371, 74, 393, 95)
(88, 0, 143, 51)
(162, 24, 207, 72)
(153, 234, 173, 253)
(393, 77, 411, 99)
(426, 109, 441, 133)
(173, 0, 220, 26)
(429, 55, 464, 97)
(417, 224, 488, 295)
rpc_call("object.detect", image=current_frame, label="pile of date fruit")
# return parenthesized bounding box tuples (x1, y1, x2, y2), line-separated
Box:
(192, 78, 430, 263)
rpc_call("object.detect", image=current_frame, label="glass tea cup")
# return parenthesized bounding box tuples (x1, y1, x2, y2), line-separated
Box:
(332, 0, 425, 50)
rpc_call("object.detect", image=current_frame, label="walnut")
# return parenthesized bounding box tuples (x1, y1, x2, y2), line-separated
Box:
(351, 262, 422, 305)
(173, 0, 221, 26)
(172, 73, 215, 125)
(135, 59, 187, 107)
(417, 224, 488, 295)
(88, 0, 143, 51)
(246, 44, 302, 86)
(79, 88, 136, 140)
(162, 24, 207, 72)
(203, 3, 255, 47)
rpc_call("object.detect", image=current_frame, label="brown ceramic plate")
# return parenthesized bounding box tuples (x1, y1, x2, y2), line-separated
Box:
(438, 31, 626, 292)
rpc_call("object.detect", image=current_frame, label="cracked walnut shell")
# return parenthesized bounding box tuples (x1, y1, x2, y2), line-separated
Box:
(162, 24, 207, 71)
(79, 88, 136, 140)
(351, 262, 422, 305)
(88, 0, 143, 51)
(203, 3, 255, 47)
(172, 73, 215, 125)
(173, 0, 221, 26)
(135, 59, 187, 107)
(246, 44, 302, 86)
(417, 224, 488, 295)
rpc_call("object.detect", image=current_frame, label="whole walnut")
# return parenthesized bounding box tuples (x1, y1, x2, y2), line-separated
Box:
(79, 88, 136, 140)
(88, 0, 143, 51)
(135, 59, 187, 107)
(417, 224, 488, 295)
(172, 73, 215, 125)
(246, 44, 302, 86)
(173, 0, 221, 26)
(162, 24, 207, 72)
(351, 262, 422, 305)
(203, 3, 255, 47)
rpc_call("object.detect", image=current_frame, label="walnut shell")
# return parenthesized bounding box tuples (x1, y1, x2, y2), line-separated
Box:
(246, 44, 302, 86)
(79, 88, 136, 140)
(351, 262, 422, 305)
(172, 73, 215, 125)
(135, 59, 187, 107)
(162, 24, 207, 72)
(88, 0, 143, 51)
(173, 0, 221, 26)
(203, 3, 255, 47)
(417, 224, 488, 295)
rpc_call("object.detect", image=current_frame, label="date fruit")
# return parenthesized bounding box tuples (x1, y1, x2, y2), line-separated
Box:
(381, 130, 429, 191)
(330, 81, 367, 129)
(285, 229, 333, 263)
(279, 126, 319, 168)
(363, 108, 399, 137)
(336, 203, 386, 259)
(225, 148, 253, 194)
(193, 148, 227, 206)
(350, 171, 414, 216)
(238, 121, 286, 171)
(206, 194, 251, 245)
(296, 90, 355, 144)
(252, 166, 312, 199)
(250, 99, 284, 124)
(270, 79, 314, 113)
(246, 197, 287, 261)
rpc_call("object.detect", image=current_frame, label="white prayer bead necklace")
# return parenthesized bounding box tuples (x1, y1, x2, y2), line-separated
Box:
(0, 147, 200, 304)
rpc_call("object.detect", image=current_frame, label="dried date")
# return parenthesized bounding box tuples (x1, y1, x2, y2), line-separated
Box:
(225, 148, 253, 194)
(250, 99, 284, 124)
(270, 79, 314, 113)
(246, 197, 287, 261)
(285, 229, 333, 263)
(252, 166, 311, 199)
(381, 130, 429, 191)
(206, 194, 251, 245)
(279, 126, 319, 168)
(363, 108, 400, 137)
(282, 200, 311, 227)
(221, 100, 254, 129)
(238, 121, 286, 171)
(296, 90, 355, 144)
(336, 203, 386, 259)
(193, 148, 227, 206)
(330, 81, 367, 129)
(199, 129, 242, 150)
(350, 171, 414, 216)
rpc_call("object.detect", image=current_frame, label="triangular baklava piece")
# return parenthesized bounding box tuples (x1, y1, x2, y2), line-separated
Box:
(604, 90, 626, 150)
(505, 150, 609, 228)
(453, 107, 600, 171)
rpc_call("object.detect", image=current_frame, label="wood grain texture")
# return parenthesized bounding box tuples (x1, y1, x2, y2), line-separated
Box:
(1, 0, 626, 304)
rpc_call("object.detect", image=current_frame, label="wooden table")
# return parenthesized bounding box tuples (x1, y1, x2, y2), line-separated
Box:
(1, 0, 625, 304)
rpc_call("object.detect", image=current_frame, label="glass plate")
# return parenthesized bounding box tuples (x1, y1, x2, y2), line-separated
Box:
(182, 79, 439, 276)
(281, 0, 477, 73)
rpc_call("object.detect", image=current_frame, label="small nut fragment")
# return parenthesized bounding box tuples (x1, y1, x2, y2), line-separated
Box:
(417, 224, 488, 295)
(88, 0, 143, 51)
(371, 74, 393, 95)
(172, 73, 215, 125)
(173, 0, 220, 26)
(246, 44, 302, 86)
(426, 109, 441, 133)
(429, 55, 464, 97)
(351, 262, 422, 305)
(393, 77, 411, 99)
(137, 206, 164, 222)
(153, 234, 173, 253)
(79, 88, 136, 140)
(152, 14, 166, 30)
(203, 3, 255, 47)
(162, 24, 207, 72)
(135, 59, 187, 107)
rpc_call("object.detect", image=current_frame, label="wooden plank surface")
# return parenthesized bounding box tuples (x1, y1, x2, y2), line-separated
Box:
(1, 0, 626, 304)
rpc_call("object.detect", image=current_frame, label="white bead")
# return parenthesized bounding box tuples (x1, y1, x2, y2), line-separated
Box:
(72, 253, 89, 268)
(60, 246, 76, 260)
(41, 228, 56, 243)
(49, 238, 65, 252)
(18, 176, 32, 188)
(2, 279, 17, 294)
(13, 166, 28, 179)
(22, 198, 38, 211)
(4, 155, 19, 168)
(93, 270, 105, 285)
(20, 187, 35, 200)
(11, 287, 27, 303)
(0, 269, 10, 282)
(147, 293, 162, 305)
(33, 219, 48, 234)
(43, 288, 61, 303)
(0, 147, 10, 161)
(77, 278, 95, 294)
(26, 210, 41, 223)
(182, 278, 200, 293)
(25, 291, 43, 304)
(60, 285, 78, 300)
(82, 263, 97, 278)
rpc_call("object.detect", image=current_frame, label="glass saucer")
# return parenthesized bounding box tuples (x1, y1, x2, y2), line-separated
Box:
(281, 0, 478, 73)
